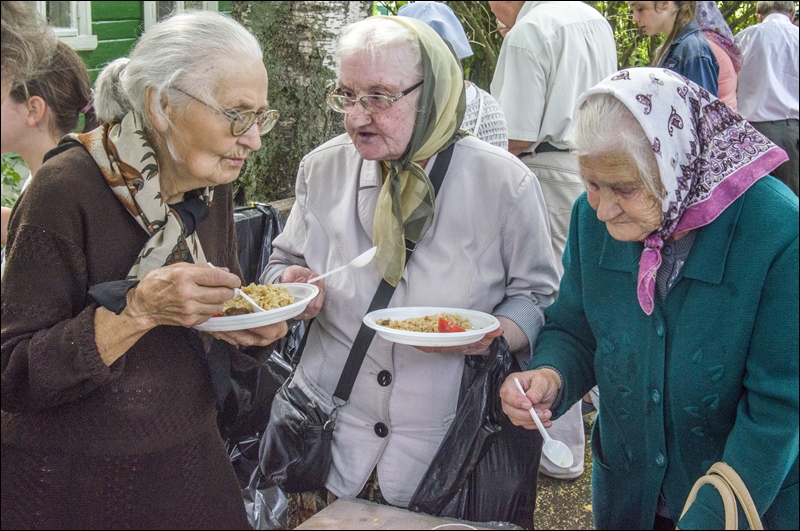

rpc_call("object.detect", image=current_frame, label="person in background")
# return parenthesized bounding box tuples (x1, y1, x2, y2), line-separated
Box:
(489, 0, 617, 481)
(397, 1, 508, 149)
(1, 11, 287, 528)
(735, 0, 799, 196)
(1, 41, 97, 249)
(793, 9, 799, 26)
(261, 15, 559, 527)
(629, 1, 719, 95)
(0, 1, 56, 102)
(695, 1, 741, 110)
(501, 67, 798, 530)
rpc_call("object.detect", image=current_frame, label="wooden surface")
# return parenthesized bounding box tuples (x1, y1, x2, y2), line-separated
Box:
(295, 498, 517, 530)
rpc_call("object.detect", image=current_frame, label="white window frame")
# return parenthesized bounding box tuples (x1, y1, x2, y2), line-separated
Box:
(36, 1, 97, 51)
(143, 1, 219, 31)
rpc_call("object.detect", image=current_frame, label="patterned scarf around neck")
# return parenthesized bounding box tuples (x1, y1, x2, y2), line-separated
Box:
(577, 68, 788, 315)
(371, 15, 466, 287)
(66, 112, 212, 280)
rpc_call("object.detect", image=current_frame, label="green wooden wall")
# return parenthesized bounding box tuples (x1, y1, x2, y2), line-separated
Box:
(78, 1, 232, 81)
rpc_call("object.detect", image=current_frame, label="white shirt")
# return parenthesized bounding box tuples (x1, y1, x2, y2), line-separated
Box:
(490, 1, 617, 149)
(735, 13, 800, 122)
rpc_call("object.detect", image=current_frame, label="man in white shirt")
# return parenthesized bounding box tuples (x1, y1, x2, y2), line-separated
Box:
(735, 1, 799, 196)
(489, 0, 617, 480)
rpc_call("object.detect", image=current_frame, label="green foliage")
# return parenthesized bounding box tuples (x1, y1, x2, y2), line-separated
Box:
(1, 154, 26, 208)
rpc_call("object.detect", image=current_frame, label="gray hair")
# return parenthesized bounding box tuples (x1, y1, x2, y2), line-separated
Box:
(336, 17, 422, 81)
(94, 10, 262, 157)
(1, 1, 57, 86)
(756, 1, 795, 16)
(570, 92, 663, 199)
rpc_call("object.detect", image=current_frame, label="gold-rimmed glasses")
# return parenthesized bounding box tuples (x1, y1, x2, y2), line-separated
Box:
(326, 80, 424, 114)
(173, 87, 280, 137)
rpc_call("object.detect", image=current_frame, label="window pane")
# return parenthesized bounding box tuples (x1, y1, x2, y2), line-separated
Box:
(47, 1, 72, 28)
(185, 1, 204, 9)
(157, 1, 176, 21)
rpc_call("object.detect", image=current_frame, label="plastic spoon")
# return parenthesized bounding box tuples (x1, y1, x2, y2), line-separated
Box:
(513, 377, 574, 468)
(207, 263, 266, 313)
(308, 246, 377, 284)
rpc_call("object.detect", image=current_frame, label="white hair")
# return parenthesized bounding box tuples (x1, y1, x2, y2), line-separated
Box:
(570, 93, 663, 199)
(336, 17, 422, 80)
(94, 10, 263, 157)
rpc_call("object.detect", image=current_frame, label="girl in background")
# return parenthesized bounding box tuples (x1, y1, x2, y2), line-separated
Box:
(629, 1, 719, 95)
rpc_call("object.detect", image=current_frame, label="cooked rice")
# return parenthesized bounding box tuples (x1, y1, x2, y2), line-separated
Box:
(376, 312, 473, 333)
(222, 283, 294, 315)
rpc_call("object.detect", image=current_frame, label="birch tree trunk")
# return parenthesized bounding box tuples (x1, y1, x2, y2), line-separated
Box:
(231, 1, 372, 204)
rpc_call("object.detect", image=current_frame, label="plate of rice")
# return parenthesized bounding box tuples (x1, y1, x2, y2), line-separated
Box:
(194, 283, 319, 332)
(363, 307, 500, 347)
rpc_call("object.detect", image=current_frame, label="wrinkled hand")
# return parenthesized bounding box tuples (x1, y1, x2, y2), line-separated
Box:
(415, 327, 504, 356)
(279, 265, 325, 320)
(500, 369, 562, 430)
(211, 321, 289, 348)
(125, 262, 240, 329)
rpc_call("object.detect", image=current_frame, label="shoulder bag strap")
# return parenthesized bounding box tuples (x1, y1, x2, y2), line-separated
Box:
(332, 142, 456, 404)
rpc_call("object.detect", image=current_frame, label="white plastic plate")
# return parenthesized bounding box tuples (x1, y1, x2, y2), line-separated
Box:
(363, 307, 500, 347)
(194, 283, 319, 332)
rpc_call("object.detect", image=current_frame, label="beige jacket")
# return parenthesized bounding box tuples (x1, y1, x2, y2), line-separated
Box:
(262, 134, 559, 506)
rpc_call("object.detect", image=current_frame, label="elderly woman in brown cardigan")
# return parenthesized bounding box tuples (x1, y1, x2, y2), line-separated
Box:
(1, 11, 286, 529)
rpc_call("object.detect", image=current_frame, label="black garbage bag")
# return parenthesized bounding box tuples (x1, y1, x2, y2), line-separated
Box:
(408, 336, 543, 529)
(218, 320, 308, 443)
(228, 436, 288, 529)
(233, 203, 284, 285)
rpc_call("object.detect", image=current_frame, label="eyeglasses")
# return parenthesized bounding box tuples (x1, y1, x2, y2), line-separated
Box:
(327, 80, 424, 114)
(173, 87, 280, 137)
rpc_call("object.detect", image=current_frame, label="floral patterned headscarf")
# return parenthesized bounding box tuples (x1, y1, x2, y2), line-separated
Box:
(66, 112, 211, 280)
(696, 1, 742, 73)
(576, 68, 788, 314)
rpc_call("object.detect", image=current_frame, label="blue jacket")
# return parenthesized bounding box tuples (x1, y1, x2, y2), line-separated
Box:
(531, 178, 798, 529)
(659, 21, 719, 96)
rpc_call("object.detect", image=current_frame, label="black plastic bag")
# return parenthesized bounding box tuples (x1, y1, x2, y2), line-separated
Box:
(218, 320, 308, 443)
(408, 337, 543, 529)
(228, 436, 288, 529)
(233, 203, 284, 285)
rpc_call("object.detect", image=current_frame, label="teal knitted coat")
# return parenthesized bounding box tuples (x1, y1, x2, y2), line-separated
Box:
(531, 178, 799, 530)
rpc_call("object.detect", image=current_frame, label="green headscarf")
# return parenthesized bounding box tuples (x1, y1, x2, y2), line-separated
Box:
(371, 15, 466, 286)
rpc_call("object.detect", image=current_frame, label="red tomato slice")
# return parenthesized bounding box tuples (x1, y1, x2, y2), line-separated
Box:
(212, 313, 222, 318)
(438, 317, 466, 333)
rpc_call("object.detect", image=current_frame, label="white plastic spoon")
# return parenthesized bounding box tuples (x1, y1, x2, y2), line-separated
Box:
(207, 263, 266, 313)
(514, 377, 574, 468)
(308, 246, 377, 284)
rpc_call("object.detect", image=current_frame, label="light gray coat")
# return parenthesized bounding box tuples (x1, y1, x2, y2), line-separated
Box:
(262, 134, 559, 506)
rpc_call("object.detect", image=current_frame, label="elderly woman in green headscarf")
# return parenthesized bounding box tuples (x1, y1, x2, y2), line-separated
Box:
(261, 15, 559, 526)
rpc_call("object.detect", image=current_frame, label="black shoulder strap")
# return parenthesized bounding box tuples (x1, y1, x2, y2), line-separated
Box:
(332, 142, 456, 404)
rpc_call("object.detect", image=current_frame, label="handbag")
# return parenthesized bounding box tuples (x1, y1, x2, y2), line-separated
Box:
(408, 336, 542, 529)
(679, 462, 763, 530)
(259, 143, 456, 494)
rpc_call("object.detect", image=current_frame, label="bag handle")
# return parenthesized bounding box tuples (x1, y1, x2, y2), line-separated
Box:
(332, 142, 456, 404)
(679, 462, 763, 530)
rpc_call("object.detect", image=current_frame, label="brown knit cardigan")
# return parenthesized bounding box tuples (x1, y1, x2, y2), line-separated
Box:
(1, 144, 257, 529)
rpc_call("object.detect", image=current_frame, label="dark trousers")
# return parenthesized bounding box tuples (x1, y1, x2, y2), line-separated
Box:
(751, 118, 799, 197)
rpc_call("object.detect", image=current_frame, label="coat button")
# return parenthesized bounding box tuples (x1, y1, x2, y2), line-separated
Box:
(664, 245, 673, 256)
(377, 370, 392, 387)
(374, 422, 389, 438)
(656, 453, 666, 467)
(651, 390, 661, 404)
(656, 323, 665, 337)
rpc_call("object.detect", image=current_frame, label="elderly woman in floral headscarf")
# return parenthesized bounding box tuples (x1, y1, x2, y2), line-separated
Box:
(261, 15, 559, 528)
(501, 68, 798, 530)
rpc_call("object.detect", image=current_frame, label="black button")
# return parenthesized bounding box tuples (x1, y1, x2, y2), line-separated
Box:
(374, 422, 389, 438)
(377, 370, 392, 387)
(664, 245, 673, 256)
